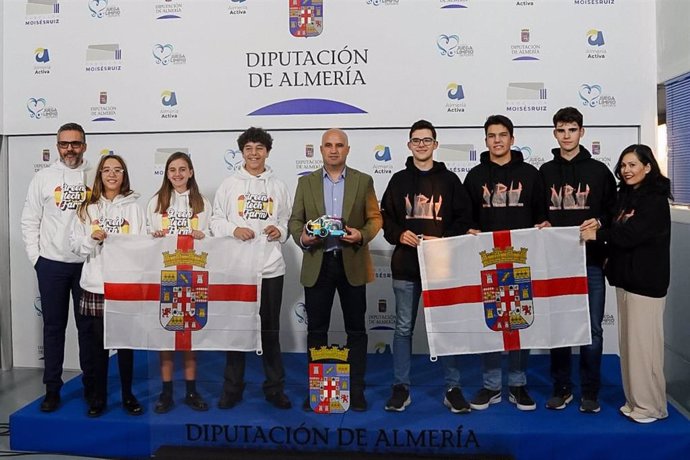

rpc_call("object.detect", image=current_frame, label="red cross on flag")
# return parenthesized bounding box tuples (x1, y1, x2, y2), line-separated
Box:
(102, 234, 264, 351)
(418, 227, 590, 358)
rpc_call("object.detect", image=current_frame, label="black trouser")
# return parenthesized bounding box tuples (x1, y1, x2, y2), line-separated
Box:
(92, 314, 134, 403)
(304, 252, 368, 391)
(35, 257, 94, 393)
(223, 276, 286, 396)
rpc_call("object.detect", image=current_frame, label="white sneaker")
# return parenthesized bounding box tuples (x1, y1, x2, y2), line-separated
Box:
(619, 404, 632, 416)
(631, 415, 658, 424)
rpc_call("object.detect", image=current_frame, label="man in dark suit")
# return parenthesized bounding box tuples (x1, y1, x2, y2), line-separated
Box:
(289, 128, 382, 412)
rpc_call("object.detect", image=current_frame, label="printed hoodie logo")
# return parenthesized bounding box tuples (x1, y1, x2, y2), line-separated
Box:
(405, 193, 443, 221)
(163, 208, 199, 235)
(238, 193, 273, 220)
(54, 183, 90, 211)
(91, 216, 130, 234)
(549, 183, 590, 210)
(482, 182, 523, 207)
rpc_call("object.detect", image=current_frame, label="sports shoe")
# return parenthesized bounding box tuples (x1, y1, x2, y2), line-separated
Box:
(619, 404, 633, 416)
(630, 415, 658, 424)
(579, 398, 601, 414)
(384, 384, 411, 412)
(443, 387, 470, 414)
(470, 388, 501, 410)
(509, 386, 537, 411)
(545, 388, 573, 410)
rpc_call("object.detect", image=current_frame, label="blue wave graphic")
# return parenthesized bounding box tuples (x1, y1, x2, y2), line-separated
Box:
(92, 117, 115, 122)
(513, 56, 539, 61)
(157, 15, 181, 19)
(369, 326, 394, 331)
(248, 98, 367, 116)
(441, 4, 467, 7)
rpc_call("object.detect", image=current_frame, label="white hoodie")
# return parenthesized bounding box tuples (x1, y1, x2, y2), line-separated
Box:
(21, 159, 94, 265)
(146, 190, 211, 235)
(70, 193, 146, 294)
(210, 165, 291, 278)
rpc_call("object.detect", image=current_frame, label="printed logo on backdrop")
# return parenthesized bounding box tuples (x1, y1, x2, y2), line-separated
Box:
(228, 0, 248, 15)
(368, 297, 395, 331)
(224, 149, 243, 172)
(33, 150, 51, 172)
(153, 44, 186, 66)
(27, 97, 58, 119)
(440, 0, 469, 8)
(590, 141, 611, 166)
(155, 148, 189, 176)
(603, 313, 615, 326)
(34, 47, 51, 75)
(437, 34, 474, 58)
(161, 90, 179, 118)
(91, 91, 117, 122)
(506, 82, 547, 112)
(511, 28, 541, 61)
(246, 46, 368, 115)
(585, 29, 607, 59)
(372, 145, 392, 175)
(374, 342, 392, 354)
(155, 0, 182, 19)
(25, 0, 60, 25)
(293, 300, 308, 326)
(446, 82, 466, 113)
(515, 0, 535, 5)
(435, 144, 477, 175)
(516, 145, 546, 169)
(100, 149, 115, 156)
(289, 0, 323, 38)
(366, 0, 399, 6)
(89, 0, 121, 19)
(85, 44, 122, 72)
(296, 145, 323, 176)
(574, 0, 614, 5)
(579, 84, 616, 108)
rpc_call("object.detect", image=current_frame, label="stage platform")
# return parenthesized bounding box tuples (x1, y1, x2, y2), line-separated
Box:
(10, 352, 690, 459)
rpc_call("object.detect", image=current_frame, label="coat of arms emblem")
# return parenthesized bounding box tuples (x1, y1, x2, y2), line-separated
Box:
(481, 267, 534, 331)
(160, 270, 208, 332)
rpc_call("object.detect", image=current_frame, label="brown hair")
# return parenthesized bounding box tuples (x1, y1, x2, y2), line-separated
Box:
(153, 152, 205, 215)
(77, 154, 133, 222)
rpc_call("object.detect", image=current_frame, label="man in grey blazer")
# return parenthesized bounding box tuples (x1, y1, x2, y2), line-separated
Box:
(289, 128, 382, 412)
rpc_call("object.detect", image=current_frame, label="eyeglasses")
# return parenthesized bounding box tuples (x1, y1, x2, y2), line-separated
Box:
(57, 141, 85, 149)
(409, 137, 435, 146)
(100, 167, 124, 175)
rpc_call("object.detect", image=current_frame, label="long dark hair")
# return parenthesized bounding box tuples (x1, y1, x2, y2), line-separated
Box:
(614, 144, 672, 198)
(77, 154, 133, 222)
(153, 152, 205, 215)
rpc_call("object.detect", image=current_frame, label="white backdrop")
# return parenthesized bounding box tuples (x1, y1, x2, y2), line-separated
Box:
(2, 0, 656, 368)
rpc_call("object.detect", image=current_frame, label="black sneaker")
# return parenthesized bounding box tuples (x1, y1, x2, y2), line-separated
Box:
(509, 386, 536, 411)
(384, 384, 411, 412)
(579, 398, 601, 414)
(470, 388, 501, 410)
(545, 388, 573, 410)
(444, 387, 470, 414)
(185, 392, 209, 411)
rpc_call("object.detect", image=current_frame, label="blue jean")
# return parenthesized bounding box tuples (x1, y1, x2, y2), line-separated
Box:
(392, 279, 422, 387)
(549, 265, 605, 398)
(481, 349, 530, 390)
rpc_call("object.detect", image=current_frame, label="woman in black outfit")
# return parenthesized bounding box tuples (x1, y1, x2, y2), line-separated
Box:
(581, 144, 671, 424)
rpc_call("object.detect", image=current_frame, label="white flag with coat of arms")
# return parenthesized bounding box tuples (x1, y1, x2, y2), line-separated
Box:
(418, 227, 590, 358)
(102, 234, 264, 351)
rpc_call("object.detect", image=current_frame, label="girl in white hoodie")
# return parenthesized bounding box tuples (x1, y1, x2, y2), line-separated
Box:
(147, 152, 211, 413)
(71, 154, 146, 417)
